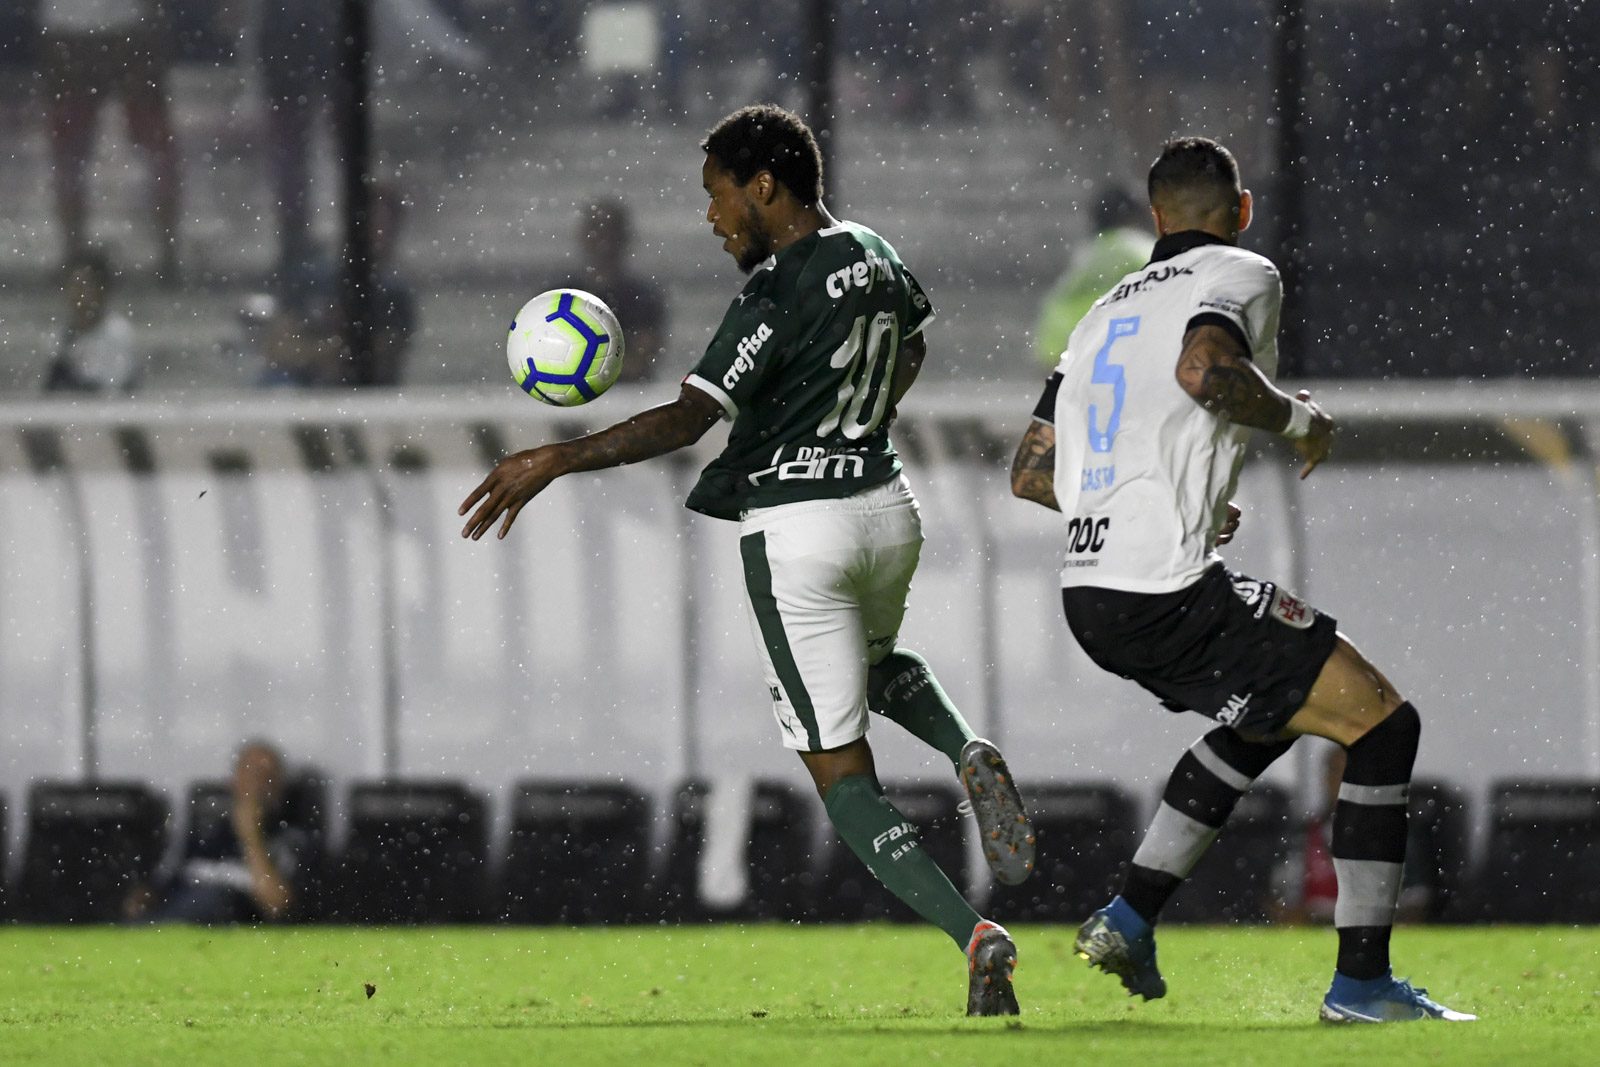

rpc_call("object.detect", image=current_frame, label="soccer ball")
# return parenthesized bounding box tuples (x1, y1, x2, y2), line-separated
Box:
(506, 289, 625, 406)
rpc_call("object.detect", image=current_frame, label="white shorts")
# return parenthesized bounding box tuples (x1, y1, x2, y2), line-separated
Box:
(738, 474, 923, 752)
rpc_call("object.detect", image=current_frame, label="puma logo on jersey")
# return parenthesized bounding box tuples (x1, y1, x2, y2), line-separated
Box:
(825, 250, 893, 298)
(722, 322, 772, 389)
(1217, 692, 1252, 725)
(1109, 263, 1194, 302)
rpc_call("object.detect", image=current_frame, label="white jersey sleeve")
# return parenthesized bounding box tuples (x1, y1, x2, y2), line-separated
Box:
(1189, 251, 1283, 376)
(1044, 237, 1283, 594)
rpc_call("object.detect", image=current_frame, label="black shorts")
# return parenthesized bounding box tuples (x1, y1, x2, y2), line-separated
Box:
(1061, 563, 1339, 738)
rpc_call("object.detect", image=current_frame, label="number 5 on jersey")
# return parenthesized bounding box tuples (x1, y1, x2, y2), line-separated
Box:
(1089, 316, 1139, 453)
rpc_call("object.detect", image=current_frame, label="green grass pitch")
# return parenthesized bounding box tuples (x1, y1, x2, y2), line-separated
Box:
(0, 924, 1595, 1065)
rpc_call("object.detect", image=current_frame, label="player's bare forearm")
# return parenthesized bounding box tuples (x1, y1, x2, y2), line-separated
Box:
(1176, 325, 1334, 478)
(888, 330, 927, 409)
(1175, 323, 1293, 431)
(552, 388, 722, 474)
(1010, 419, 1060, 511)
(459, 384, 722, 540)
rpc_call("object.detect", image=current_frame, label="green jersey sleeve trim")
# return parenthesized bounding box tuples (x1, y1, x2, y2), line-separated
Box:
(684, 373, 737, 421)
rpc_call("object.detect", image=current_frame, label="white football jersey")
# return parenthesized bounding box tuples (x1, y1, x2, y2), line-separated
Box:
(1036, 232, 1282, 593)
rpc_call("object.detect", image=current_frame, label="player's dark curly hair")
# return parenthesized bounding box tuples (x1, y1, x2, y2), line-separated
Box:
(1147, 137, 1241, 210)
(701, 104, 824, 206)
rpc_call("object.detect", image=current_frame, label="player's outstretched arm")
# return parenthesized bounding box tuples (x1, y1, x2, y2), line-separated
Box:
(1175, 323, 1334, 478)
(459, 384, 724, 540)
(1010, 419, 1060, 511)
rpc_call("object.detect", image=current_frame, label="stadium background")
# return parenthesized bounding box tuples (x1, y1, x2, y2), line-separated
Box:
(0, 1, 1595, 923)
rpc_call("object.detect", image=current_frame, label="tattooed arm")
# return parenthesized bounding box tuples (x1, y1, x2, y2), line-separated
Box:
(1175, 322, 1333, 478)
(460, 384, 724, 539)
(1010, 419, 1060, 512)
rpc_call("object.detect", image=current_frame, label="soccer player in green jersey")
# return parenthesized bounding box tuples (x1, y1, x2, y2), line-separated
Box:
(460, 104, 1033, 1016)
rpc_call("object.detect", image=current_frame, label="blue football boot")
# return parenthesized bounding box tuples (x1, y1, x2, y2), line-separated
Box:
(1074, 896, 1167, 1001)
(1320, 970, 1477, 1023)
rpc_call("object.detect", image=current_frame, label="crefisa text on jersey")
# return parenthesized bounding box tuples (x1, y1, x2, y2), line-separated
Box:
(722, 321, 773, 389)
(824, 249, 894, 299)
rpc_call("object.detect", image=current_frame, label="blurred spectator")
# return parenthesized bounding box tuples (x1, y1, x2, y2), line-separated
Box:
(44, 246, 143, 392)
(239, 180, 413, 389)
(356, 180, 418, 386)
(254, 257, 344, 387)
(126, 742, 311, 924)
(259, 0, 337, 279)
(1270, 744, 1437, 925)
(36, 0, 181, 281)
(854, 0, 978, 122)
(1033, 187, 1152, 368)
(1030, 1, 1139, 146)
(561, 197, 666, 382)
(374, 0, 486, 86)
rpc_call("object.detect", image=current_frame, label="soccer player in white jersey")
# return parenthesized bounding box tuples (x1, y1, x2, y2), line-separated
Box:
(1010, 137, 1475, 1024)
(461, 105, 1033, 1016)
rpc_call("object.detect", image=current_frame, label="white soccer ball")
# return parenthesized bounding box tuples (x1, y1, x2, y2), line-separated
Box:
(506, 289, 625, 406)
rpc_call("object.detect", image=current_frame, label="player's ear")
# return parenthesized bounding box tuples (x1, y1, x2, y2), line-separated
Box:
(1237, 190, 1253, 233)
(753, 170, 778, 205)
(1150, 202, 1169, 237)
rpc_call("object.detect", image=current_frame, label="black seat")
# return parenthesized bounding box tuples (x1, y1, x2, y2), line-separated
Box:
(817, 782, 966, 923)
(1477, 780, 1600, 923)
(334, 781, 489, 923)
(1406, 779, 1470, 922)
(0, 794, 8, 918)
(17, 781, 167, 923)
(744, 781, 815, 921)
(1163, 782, 1291, 924)
(987, 783, 1138, 922)
(501, 781, 650, 923)
(655, 779, 819, 921)
(655, 779, 710, 922)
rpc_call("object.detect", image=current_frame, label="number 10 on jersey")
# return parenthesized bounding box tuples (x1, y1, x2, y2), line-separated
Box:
(1089, 316, 1139, 453)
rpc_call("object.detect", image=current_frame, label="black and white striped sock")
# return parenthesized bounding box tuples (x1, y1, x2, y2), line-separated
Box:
(1121, 727, 1296, 923)
(1332, 701, 1421, 980)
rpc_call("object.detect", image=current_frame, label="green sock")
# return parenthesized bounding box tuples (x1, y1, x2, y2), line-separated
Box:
(867, 648, 976, 767)
(823, 774, 982, 947)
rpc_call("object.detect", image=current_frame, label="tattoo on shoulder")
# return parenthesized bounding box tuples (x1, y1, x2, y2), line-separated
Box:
(1180, 326, 1282, 426)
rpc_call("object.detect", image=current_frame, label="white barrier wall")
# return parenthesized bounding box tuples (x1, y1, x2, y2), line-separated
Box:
(0, 382, 1595, 863)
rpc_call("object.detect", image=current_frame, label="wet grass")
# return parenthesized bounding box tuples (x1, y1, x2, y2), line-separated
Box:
(0, 924, 1593, 1065)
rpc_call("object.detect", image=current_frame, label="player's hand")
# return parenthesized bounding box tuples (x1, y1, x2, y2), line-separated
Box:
(459, 446, 565, 540)
(1293, 390, 1333, 479)
(1215, 502, 1242, 546)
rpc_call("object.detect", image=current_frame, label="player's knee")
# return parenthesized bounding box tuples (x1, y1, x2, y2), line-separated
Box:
(1348, 699, 1420, 751)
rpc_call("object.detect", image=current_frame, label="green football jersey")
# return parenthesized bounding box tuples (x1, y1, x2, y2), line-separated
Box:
(683, 221, 934, 520)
